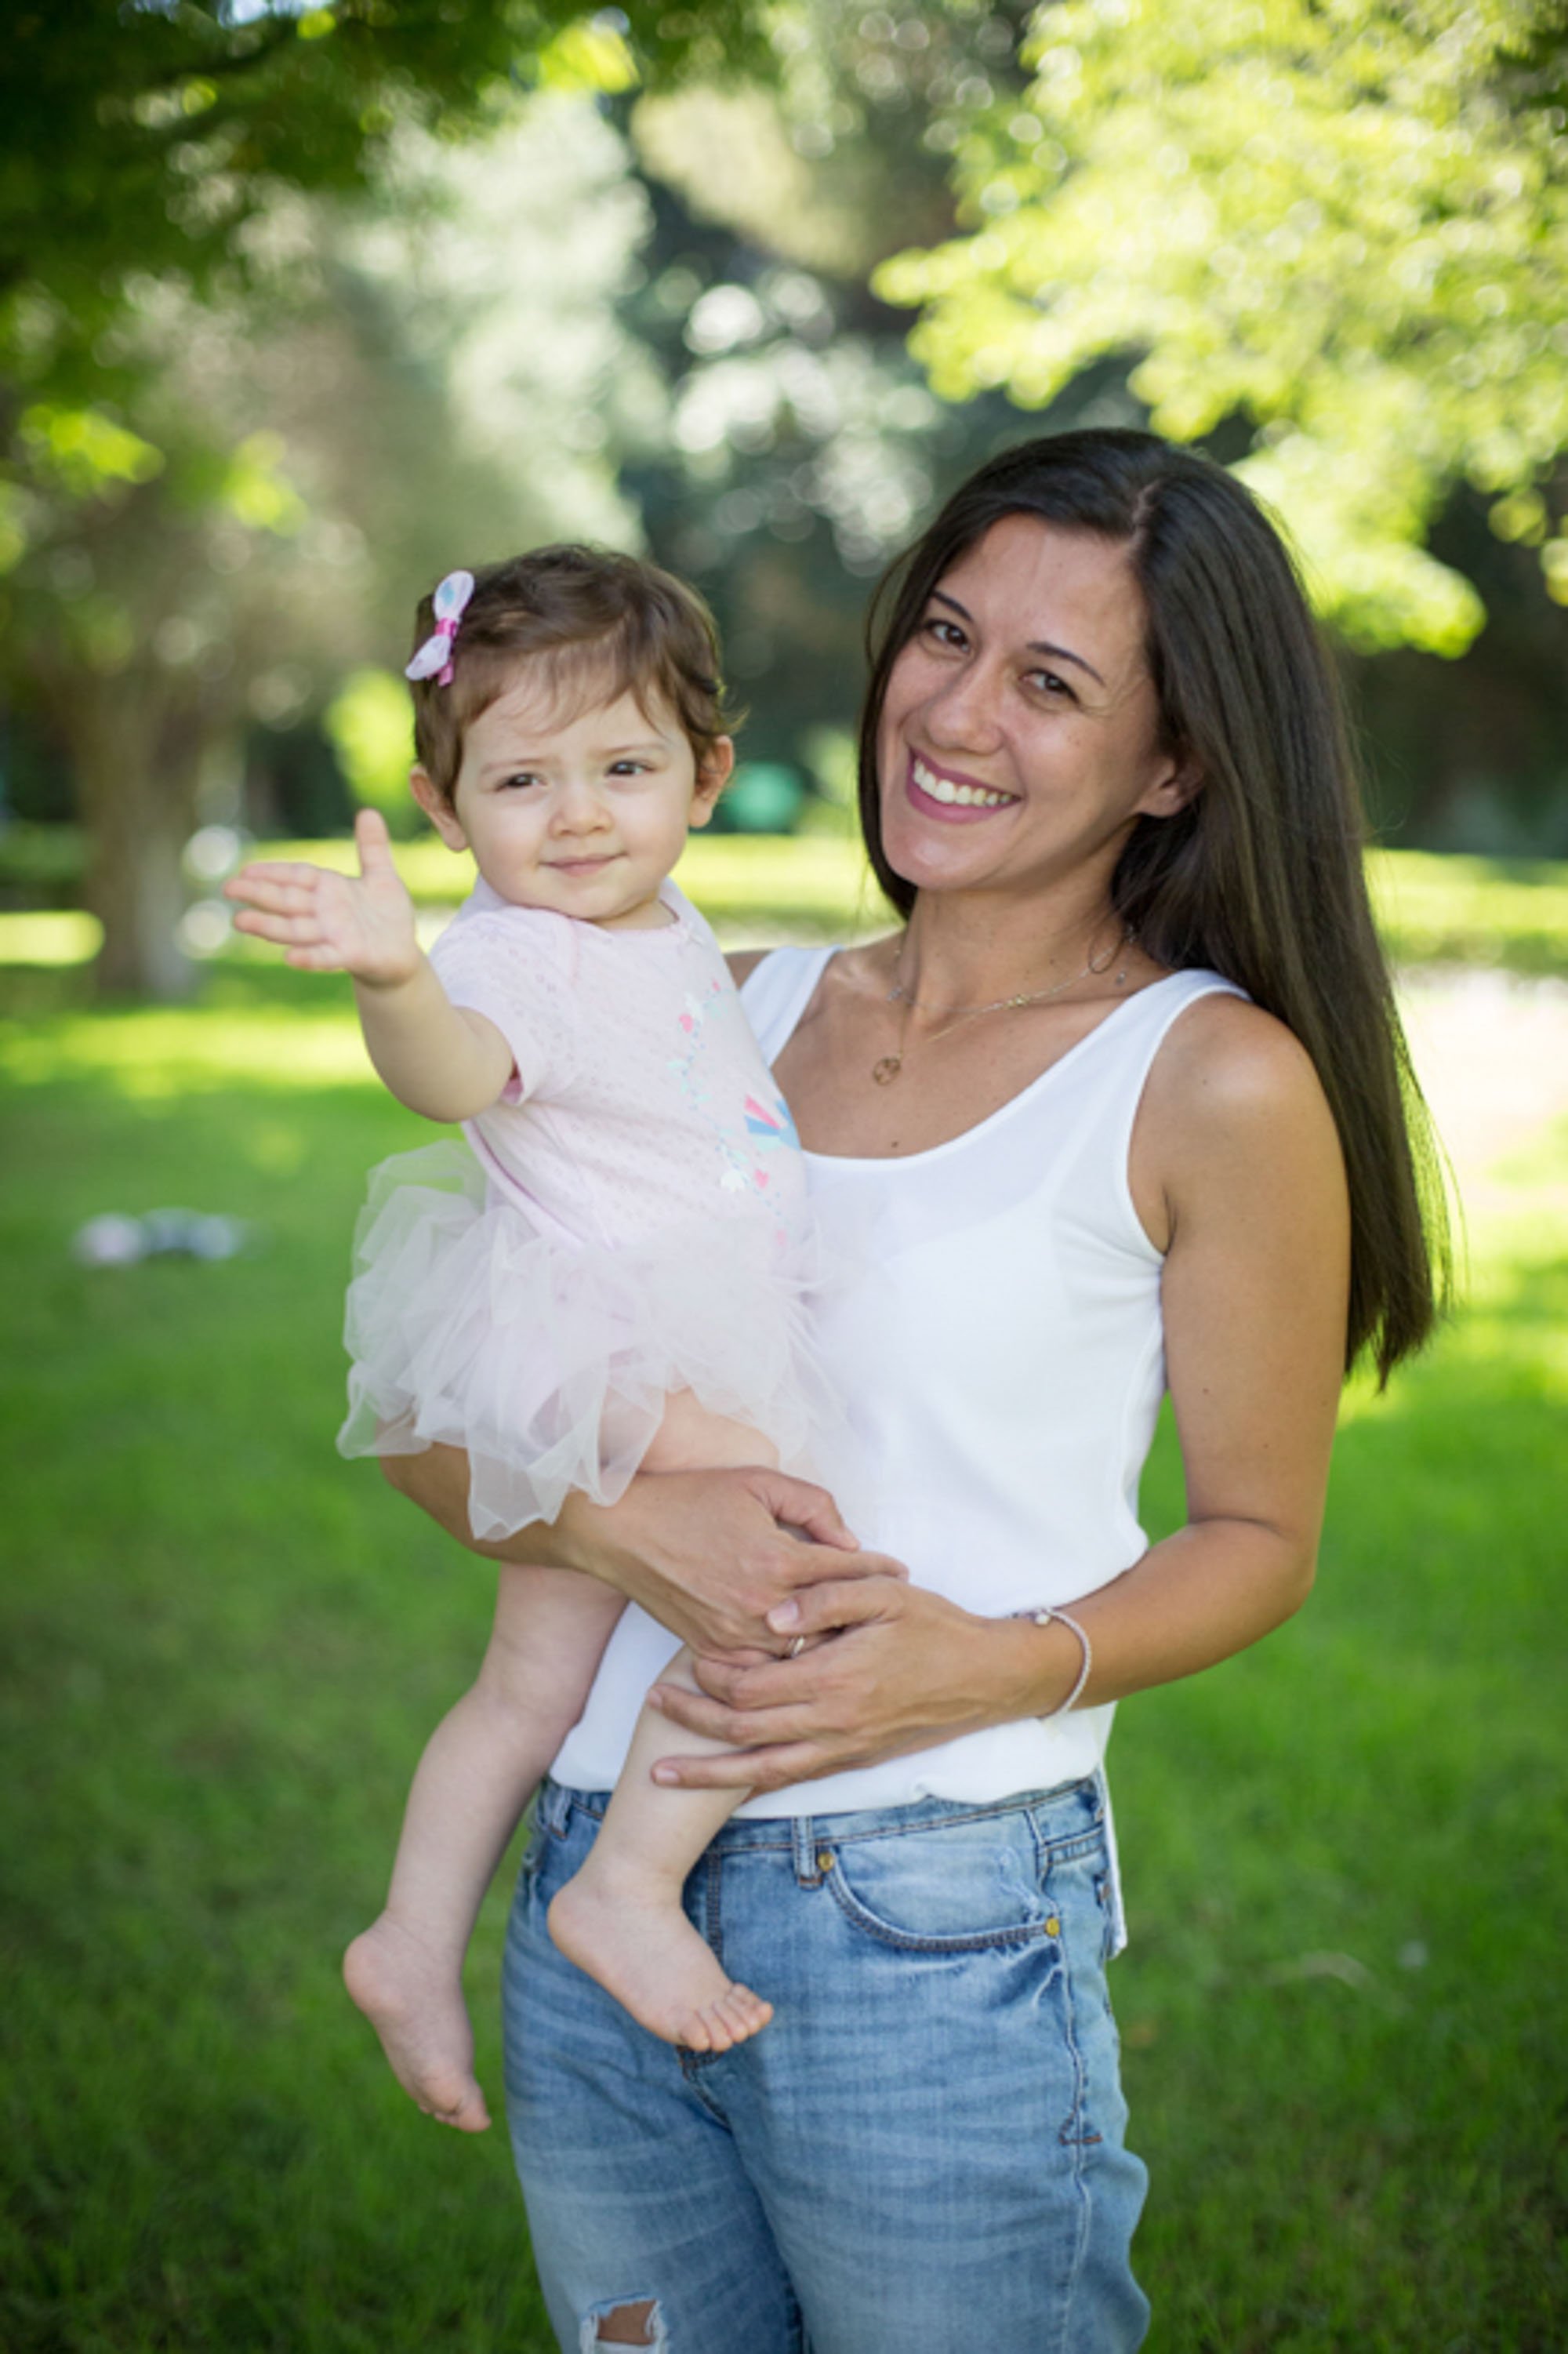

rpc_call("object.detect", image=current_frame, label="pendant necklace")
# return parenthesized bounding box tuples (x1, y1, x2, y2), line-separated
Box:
(870, 928, 1131, 1086)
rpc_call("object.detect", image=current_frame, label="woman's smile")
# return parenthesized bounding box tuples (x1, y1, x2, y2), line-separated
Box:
(904, 748, 1021, 821)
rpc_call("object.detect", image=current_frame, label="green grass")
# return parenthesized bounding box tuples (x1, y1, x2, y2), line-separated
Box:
(2, 967, 1564, 2350)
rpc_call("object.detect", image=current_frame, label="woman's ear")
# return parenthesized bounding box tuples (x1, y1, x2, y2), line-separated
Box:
(409, 765, 469, 852)
(1138, 750, 1203, 823)
(688, 736, 735, 831)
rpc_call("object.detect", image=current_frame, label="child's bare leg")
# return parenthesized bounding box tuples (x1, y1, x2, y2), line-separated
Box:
(345, 1563, 623, 2130)
(548, 1392, 779, 2053)
(548, 1646, 771, 2051)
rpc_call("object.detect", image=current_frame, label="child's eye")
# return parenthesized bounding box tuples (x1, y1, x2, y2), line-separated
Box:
(499, 771, 542, 791)
(608, 759, 652, 778)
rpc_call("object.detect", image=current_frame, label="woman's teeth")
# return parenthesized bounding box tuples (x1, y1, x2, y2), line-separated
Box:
(912, 757, 1015, 809)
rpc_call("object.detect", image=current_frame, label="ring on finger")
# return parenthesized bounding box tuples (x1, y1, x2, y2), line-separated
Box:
(786, 1633, 807, 1658)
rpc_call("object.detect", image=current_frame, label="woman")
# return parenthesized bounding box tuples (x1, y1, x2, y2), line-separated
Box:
(387, 429, 1444, 2352)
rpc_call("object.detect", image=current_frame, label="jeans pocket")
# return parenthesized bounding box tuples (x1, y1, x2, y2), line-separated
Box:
(822, 1809, 1060, 1953)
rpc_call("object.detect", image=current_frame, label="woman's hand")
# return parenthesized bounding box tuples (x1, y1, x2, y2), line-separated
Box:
(560, 1466, 909, 1657)
(644, 1576, 1078, 1794)
(226, 807, 419, 985)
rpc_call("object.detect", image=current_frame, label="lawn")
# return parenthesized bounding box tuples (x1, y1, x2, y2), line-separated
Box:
(2, 930, 1565, 2349)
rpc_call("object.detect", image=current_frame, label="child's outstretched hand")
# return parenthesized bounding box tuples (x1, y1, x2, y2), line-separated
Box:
(226, 809, 419, 986)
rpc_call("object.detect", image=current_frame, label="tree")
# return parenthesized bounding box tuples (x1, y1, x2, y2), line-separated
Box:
(5, 96, 660, 993)
(1, 2, 762, 995)
(875, 0, 1568, 653)
(0, 2, 760, 341)
(620, 5, 1039, 765)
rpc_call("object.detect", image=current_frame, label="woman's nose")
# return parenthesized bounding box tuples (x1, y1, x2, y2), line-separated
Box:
(922, 660, 1005, 754)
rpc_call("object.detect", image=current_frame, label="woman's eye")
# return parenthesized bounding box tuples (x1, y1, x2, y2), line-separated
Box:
(921, 617, 967, 651)
(1027, 670, 1076, 701)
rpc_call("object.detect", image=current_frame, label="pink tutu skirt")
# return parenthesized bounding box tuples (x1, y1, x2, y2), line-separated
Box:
(336, 1142, 837, 1542)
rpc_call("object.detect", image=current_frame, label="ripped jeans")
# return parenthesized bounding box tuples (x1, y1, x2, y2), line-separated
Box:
(503, 1776, 1150, 2354)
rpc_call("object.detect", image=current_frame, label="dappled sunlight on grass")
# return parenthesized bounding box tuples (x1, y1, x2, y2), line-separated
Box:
(1369, 848, 1568, 976)
(0, 910, 103, 965)
(2, 950, 1564, 2350)
(0, 986, 374, 1098)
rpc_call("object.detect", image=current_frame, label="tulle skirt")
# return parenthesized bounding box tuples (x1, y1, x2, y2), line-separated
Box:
(336, 1142, 837, 1542)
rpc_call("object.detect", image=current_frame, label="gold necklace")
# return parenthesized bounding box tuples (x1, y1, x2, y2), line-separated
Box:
(870, 930, 1130, 1086)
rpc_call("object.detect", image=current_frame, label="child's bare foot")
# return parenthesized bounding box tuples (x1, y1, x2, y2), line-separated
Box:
(343, 1915, 491, 2131)
(548, 1860, 773, 2053)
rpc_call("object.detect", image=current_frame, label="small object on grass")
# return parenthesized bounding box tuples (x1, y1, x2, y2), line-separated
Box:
(1265, 1949, 1375, 1990)
(71, 1214, 147, 1268)
(71, 1210, 253, 1266)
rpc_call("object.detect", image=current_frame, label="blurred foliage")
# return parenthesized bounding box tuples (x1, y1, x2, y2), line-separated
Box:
(0, 0, 766, 391)
(877, 0, 1568, 652)
(324, 669, 420, 834)
(2, 85, 662, 990)
(0, 820, 86, 905)
(5, 0, 1568, 994)
(622, 7, 1050, 765)
(0, 1, 774, 995)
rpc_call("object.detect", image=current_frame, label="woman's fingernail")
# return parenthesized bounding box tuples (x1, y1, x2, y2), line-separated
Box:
(648, 1688, 667, 1712)
(652, 1765, 680, 1785)
(768, 1600, 800, 1631)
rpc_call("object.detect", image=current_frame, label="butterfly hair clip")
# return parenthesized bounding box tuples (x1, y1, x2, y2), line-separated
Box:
(405, 569, 476, 687)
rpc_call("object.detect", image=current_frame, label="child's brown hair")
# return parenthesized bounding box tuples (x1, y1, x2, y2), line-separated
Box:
(408, 545, 739, 803)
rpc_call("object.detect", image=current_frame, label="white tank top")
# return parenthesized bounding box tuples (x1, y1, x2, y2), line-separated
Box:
(549, 949, 1244, 1820)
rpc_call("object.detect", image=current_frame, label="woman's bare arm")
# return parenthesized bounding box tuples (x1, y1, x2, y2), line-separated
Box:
(645, 998, 1352, 1790)
(381, 1448, 906, 1656)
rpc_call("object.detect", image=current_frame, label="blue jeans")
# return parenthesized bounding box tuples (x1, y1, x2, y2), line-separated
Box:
(503, 1776, 1149, 2354)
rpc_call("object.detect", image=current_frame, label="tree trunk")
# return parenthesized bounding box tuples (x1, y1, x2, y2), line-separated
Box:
(58, 688, 207, 1001)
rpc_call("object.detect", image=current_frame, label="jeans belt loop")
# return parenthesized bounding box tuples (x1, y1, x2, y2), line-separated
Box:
(537, 1777, 572, 1837)
(791, 1815, 822, 1887)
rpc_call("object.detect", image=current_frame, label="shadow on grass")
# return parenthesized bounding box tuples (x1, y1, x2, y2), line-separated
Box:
(1119, 1243, 1566, 2352)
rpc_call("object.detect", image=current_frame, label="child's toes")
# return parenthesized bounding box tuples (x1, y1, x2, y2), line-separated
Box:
(718, 1985, 771, 2043)
(419, 2071, 490, 2132)
(434, 2084, 492, 2134)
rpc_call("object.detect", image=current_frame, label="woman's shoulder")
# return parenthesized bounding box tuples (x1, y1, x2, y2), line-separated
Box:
(1140, 981, 1337, 1169)
(1154, 981, 1318, 1092)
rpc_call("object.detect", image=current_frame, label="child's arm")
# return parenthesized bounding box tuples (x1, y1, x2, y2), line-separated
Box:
(226, 809, 514, 1123)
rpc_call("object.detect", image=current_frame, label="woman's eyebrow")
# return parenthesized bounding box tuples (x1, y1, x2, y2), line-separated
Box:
(929, 587, 1107, 688)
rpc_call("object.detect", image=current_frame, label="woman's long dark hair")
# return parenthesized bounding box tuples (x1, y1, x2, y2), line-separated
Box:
(858, 428, 1449, 1382)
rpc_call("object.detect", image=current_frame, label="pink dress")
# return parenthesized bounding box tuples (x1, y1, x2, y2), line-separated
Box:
(336, 878, 833, 1541)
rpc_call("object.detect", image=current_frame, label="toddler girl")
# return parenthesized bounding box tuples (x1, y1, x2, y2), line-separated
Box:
(227, 548, 840, 2131)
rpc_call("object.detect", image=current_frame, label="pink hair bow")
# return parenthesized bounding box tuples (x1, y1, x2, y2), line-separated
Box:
(405, 569, 475, 686)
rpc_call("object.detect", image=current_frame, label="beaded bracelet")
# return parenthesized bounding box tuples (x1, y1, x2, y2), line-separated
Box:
(1012, 1604, 1094, 1717)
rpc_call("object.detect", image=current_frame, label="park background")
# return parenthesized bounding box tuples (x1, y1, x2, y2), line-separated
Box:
(2, 3, 1565, 2347)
